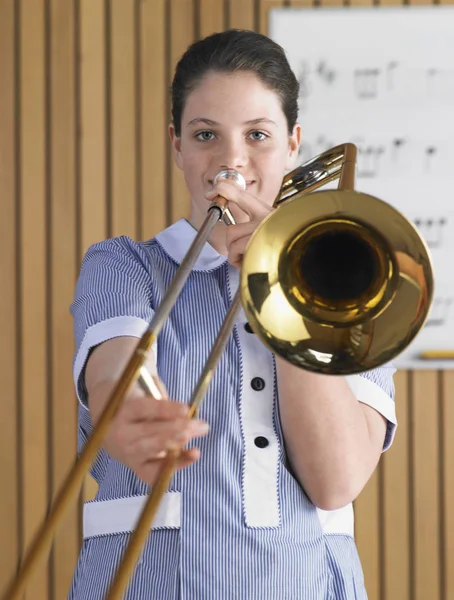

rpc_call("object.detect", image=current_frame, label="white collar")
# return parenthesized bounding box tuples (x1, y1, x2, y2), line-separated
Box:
(154, 219, 227, 272)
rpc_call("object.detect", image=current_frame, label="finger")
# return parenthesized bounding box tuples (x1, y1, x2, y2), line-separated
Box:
(205, 178, 244, 202)
(227, 231, 255, 269)
(225, 221, 258, 247)
(205, 180, 271, 221)
(136, 449, 200, 484)
(175, 448, 200, 469)
(135, 416, 209, 439)
(130, 419, 210, 460)
(123, 396, 189, 423)
(139, 418, 209, 447)
(148, 448, 201, 469)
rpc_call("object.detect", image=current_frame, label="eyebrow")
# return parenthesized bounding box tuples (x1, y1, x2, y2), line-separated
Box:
(186, 117, 277, 127)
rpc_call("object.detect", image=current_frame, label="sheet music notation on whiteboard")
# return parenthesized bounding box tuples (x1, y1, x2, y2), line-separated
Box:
(298, 137, 453, 179)
(271, 5, 454, 370)
(413, 217, 447, 249)
(296, 62, 454, 107)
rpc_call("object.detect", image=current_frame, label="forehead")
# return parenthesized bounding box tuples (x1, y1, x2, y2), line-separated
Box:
(182, 71, 285, 125)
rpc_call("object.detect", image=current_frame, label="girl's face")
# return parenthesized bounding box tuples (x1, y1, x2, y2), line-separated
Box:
(169, 70, 301, 225)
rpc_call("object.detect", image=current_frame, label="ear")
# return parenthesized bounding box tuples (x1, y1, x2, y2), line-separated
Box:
(285, 123, 302, 171)
(169, 123, 183, 170)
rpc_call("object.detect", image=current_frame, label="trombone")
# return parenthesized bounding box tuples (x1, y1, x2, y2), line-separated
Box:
(2, 142, 433, 600)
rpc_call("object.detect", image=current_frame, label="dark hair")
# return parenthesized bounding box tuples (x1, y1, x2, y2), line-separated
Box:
(171, 29, 299, 136)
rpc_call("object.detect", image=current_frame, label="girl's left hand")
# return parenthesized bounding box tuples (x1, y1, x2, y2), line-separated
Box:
(205, 179, 272, 269)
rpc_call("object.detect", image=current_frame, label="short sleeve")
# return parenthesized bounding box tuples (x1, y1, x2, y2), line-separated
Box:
(70, 236, 155, 409)
(345, 363, 397, 451)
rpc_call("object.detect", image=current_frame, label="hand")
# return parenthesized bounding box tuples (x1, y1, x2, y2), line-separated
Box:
(102, 390, 209, 486)
(205, 179, 272, 269)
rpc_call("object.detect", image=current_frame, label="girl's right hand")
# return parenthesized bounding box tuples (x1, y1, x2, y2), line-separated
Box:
(102, 391, 209, 485)
(85, 336, 210, 487)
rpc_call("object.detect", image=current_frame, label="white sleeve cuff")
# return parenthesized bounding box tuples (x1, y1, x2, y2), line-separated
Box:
(73, 315, 154, 409)
(345, 374, 397, 451)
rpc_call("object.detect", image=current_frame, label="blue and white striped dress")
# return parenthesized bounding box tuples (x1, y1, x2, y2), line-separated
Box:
(69, 218, 397, 600)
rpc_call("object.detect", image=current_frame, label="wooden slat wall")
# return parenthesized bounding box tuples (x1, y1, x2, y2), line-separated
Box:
(0, 0, 19, 595)
(0, 1, 452, 599)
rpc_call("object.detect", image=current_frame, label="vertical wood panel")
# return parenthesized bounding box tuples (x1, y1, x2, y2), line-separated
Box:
(349, 0, 374, 6)
(49, 1, 79, 597)
(412, 370, 441, 600)
(354, 470, 381, 600)
(228, 0, 255, 29)
(20, 0, 49, 598)
(110, 0, 137, 240)
(79, 0, 108, 509)
(139, 0, 167, 239)
(259, 0, 285, 35)
(199, 0, 225, 36)
(319, 0, 344, 7)
(169, 0, 195, 223)
(288, 0, 314, 9)
(79, 0, 107, 255)
(382, 370, 411, 600)
(0, 0, 19, 591)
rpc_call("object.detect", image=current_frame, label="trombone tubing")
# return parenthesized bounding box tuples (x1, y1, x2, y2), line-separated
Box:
(277, 142, 357, 202)
(2, 205, 226, 600)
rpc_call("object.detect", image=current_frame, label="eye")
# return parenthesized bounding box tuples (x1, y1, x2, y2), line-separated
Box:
(195, 130, 215, 142)
(248, 130, 268, 141)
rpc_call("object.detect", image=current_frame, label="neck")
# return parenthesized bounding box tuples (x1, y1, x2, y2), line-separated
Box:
(189, 204, 229, 257)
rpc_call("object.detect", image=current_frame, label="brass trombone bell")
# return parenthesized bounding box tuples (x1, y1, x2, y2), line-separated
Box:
(241, 188, 433, 374)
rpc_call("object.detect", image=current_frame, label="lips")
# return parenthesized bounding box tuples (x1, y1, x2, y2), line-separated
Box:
(208, 179, 255, 188)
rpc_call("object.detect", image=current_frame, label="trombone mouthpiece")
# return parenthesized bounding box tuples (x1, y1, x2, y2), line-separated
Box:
(213, 169, 246, 190)
(212, 170, 246, 226)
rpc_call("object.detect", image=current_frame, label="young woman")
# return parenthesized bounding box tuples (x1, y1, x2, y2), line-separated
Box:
(69, 29, 396, 600)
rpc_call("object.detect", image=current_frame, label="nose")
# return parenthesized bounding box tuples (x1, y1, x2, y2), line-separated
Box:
(217, 136, 248, 172)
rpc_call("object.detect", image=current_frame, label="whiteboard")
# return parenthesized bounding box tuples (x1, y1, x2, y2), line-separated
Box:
(270, 6, 454, 370)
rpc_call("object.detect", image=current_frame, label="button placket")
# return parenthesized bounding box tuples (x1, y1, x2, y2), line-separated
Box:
(229, 263, 280, 527)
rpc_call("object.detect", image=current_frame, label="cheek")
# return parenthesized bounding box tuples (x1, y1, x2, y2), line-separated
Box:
(180, 151, 205, 183)
(255, 153, 288, 203)
(257, 141, 291, 165)
(257, 150, 288, 180)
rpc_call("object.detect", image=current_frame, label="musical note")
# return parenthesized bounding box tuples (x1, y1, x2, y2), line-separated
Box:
(413, 217, 447, 248)
(357, 145, 385, 178)
(425, 67, 454, 97)
(391, 138, 406, 165)
(386, 61, 399, 91)
(426, 68, 437, 91)
(298, 135, 333, 164)
(354, 68, 380, 99)
(425, 297, 453, 327)
(297, 60, 311, 100)
(425, 146, 437, 172)
(316, 60, 336, 85)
